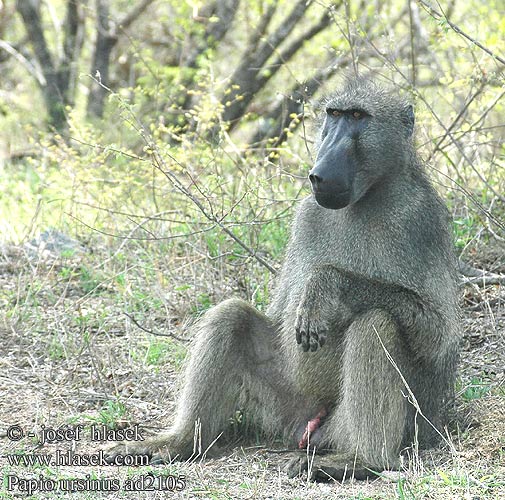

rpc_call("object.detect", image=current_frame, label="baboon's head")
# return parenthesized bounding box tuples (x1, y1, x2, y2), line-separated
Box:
(309, 76, 415, 210)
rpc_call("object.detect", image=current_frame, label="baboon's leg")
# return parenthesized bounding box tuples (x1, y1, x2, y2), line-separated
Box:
(120, 298, 299, 460)
(289, 309, 410, 480)
(336, 309, 409, 468)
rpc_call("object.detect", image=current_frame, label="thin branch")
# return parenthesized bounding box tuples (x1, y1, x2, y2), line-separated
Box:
(222, 0, 311, 126)
(407, 0, 417, 86)
(425, 90, 505, 204)
(468, 88, 505, 130)
(67, 211, 218, 242)
(461, 275, 505, 287)
(153, 153, 279, 273)
(345, 0, 357, 74)
(83, 79, 278, 274)
(124, 312, 189, 343)
(361, 39, 505, 231)
(426, 83, 485, 163)
(254, 0, 309, 68)
(417, 0, 505, 65)
(255, 6, 335, 90)
(0, 39, 45, 85)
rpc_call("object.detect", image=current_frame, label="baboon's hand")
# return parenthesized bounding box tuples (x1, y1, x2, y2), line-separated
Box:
(295, 302, 328, 352)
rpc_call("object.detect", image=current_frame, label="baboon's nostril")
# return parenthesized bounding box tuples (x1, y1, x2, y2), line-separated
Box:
(309, 173, 322, 187)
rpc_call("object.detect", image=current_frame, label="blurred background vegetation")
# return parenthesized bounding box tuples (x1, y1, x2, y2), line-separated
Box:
(0, 0, 504, 313)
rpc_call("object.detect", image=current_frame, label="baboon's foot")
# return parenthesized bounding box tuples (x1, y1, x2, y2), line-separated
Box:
(105, 433, 196, 465)
(286, 453, 378, 482)
(295, 303, 329, 352)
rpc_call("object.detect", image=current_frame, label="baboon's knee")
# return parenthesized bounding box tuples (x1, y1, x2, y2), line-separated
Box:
(192, 298, 272, 361)
(211, 297, 251, 314)
(194, 298, 251, 340)
(200, 298, 253, 327)
(346, 309, 402, 359)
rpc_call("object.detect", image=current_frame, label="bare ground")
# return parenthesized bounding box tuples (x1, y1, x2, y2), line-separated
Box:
(0, 239, 504, 499)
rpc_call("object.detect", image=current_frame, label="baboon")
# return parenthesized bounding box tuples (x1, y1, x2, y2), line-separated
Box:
(110, 77, 460, 481)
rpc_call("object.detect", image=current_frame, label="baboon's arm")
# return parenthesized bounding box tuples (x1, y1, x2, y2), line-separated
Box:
(295, 265, 353, 351)
(296, 264, 449, 362)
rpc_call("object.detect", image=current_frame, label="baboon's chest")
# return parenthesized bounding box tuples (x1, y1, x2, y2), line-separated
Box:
(290, 213, 390, 289)
(269, 202, 408, 332)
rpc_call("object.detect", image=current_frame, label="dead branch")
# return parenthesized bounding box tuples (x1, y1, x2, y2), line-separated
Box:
(124, 312, 189, 343)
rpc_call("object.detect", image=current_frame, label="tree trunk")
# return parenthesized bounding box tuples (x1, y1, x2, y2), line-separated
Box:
(250, 55, 351, 147)
(221, 0, 309, 129)
(16, 0, 68, 130)
(87, 0, 155, 118)
(221, 2, 335, 132)
(87, 0, 117, 118)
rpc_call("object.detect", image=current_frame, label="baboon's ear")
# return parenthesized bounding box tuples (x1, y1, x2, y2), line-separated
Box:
(402, 104, 415, 137)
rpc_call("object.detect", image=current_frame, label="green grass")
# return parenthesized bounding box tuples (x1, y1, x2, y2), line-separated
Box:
(462, 376, 492, 401)
(81, 400, 127, 429)
(453, 216, 480, 250)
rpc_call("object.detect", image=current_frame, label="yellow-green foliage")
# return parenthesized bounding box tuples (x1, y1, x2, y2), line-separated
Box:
(0, 0, 503, 250)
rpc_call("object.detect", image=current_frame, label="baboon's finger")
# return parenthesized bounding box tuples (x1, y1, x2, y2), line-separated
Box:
(318, 331, 326, 347)
(295, 326, 302, 344)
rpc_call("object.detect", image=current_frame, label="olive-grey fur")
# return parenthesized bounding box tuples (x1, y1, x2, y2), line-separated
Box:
(108, 76, 461, 480)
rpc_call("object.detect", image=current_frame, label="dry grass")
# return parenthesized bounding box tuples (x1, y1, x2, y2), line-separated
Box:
(0, 235, 504, 499)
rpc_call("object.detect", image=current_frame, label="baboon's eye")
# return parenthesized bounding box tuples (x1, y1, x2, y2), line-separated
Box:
(329, 109, 341, 117)
(352, 111, 363, 119)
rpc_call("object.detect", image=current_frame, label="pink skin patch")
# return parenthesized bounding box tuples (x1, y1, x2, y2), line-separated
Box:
(298, 408, 327, 449)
